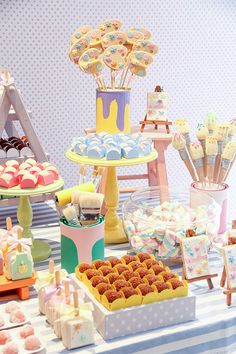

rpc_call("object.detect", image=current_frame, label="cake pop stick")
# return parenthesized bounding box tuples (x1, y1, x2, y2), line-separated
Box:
(70, 25, 92, 45)
(227, 119, 236, 142)
(196, 123, 209, 177)
(218, 141, 236, 184)
(204, 112, 218, 135)
(172, 133, 197, 181)
(69, 37, 90, 65)
(205, 136, 218, 186)
(103, 45, 128, 87)
(189, 141, 205, 183)
(85, 29, 103, 51)
(174, 119, 191, 153)
(213, 124, 229, 182)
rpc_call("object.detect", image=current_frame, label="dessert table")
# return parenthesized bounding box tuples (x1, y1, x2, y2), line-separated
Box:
(66, 149, 157, 244)
(1, 201, 236, 354)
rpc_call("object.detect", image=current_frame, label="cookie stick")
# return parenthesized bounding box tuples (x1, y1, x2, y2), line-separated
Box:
(205, 136, 218, 186)
(174, 119, 191, 153)
(204, 112, 218, 135)
(227, 119, 236, 142)
(189, 141, 205, 183)
(196, 123, 209, 177)
(218, 141, 236, 184)
(172, 133, 197, 181)
(213, 124, 229, 182)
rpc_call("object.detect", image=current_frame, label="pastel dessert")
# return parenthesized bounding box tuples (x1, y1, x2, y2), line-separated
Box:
(20, 173, 37, 188)
(133, 40, 158, 54)
(5, 160, 19, 168)
(130, 27, 151, 40)
(69, 36, 90, 64)
(101, 31, 127, 49)
(24, 335, 42, 351)
(18, 162, 31, 170)
(4, 166, 17, 175)
(45, 165, 59, 179)
(9, 310, 26, 323)
(2, 342, 19, 354)
(29, 166, 42, 174)
(5, 301, 20, 314)
(0, 316, 5, 327)
(99, 19, 122, 35)
(0, 330, 11, 345)
(37, 170, 54, 186)
(79, 48, 103, 75)
(19, 325, 35, 338)
(5, 248, 33, 281)
(85, 29, 103, 49)
(70, 25, 93, 44)
(61, 317, 94, 349)
(25, 158, 37, 166)
(0, 174, 18, 188)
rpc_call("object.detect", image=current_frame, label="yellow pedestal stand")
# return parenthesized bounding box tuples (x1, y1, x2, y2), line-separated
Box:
(66, 149, 157, 244)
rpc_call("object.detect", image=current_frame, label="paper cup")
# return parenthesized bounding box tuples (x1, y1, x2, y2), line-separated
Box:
(190, 182, 228, 234)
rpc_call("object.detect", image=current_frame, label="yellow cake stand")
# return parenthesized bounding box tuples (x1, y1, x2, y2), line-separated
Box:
(0, 179, 64, 262)
(66, 149, 157, 244)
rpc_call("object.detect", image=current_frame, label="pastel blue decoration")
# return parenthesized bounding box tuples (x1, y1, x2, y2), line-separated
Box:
(8, 252, 33, 280)
(135, 52, 143, 59)
(87, 146, 105, 159)
(73, 143, 87, 155)
(83, 54, 89, 61)
(106, 147, 121, 160)
(122, 146, 139, 159)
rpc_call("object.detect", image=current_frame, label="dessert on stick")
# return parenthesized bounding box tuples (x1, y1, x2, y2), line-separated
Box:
(196, 123, 209, 177)
(205, 136, 218, 185)
(218, 141, 236, 184)
(189, 141, 205, 183)
(174, 119, 191, 152)
(213, 123, 229, 182)
(204, 112, 218, 135)
(171, 133, 197, 181)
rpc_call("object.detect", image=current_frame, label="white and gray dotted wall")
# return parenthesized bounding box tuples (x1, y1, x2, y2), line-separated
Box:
(1, 0, 236, 217)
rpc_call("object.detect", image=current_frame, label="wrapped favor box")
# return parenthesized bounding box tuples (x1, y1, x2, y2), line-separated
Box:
(71, 275, 196, 340)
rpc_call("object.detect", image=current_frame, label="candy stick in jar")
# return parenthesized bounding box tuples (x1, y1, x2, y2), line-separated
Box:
(103, 45, 128, 88)
(196, 123, 209, 178)
(174, 119, 191, 153)
(204, 112, 218, 135)
(213, 123, 229, 182)
(172, 133, 197, 181)
(189, 141, 205, 184)
(227, 118, 236, 142)
(125, 51, 153, 88)
(205, 136, 218, 186)
(218, 141, 236, 185)
(70, 25, 92, 45)
(79, 48, 105, 89)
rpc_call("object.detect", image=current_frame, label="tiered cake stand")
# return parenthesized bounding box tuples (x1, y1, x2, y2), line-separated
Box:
(66, 149, 157, 244)
(0, 179, 64, 262)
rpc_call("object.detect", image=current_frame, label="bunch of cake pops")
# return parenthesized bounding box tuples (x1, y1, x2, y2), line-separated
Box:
(172, 114, 236, 189)
(68, 19, 158, 89)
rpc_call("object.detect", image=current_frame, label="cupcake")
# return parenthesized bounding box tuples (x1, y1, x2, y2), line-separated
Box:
(129, 261, 144, 271)
(169, 279, 184, 289)
(151, 265, 165, 275)
(136, 268, 153, 278)
(161, 272, 177, 282)
(99, 266, 115, 276)
(144, 274, 161, 285)
(143, 259, 159, 269)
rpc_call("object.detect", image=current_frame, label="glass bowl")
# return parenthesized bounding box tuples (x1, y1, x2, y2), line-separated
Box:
(122, 186, 220, 263)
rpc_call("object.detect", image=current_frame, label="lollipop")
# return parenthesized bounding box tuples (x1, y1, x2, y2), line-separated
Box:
(79, 48, 105, 88)
(69, 37, 90, 64)
(101, 31, 127, 49)
(125, 30, 144, 51)
(99, 19, 122, 35)
(103, 45, 128, 88)
(124, 51, 153, 87)
(70, 25, 92, 45)
(133, 40, 158, 55)
(130, 27, 151, 40)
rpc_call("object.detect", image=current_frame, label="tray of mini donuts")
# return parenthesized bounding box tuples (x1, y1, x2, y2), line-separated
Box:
(75, 253, 188, 311)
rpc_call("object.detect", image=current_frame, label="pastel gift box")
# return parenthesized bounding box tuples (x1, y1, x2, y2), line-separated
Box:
(60, 216, 104, 274)
(6, 251, 33, 280)
(61, 317, 94, 349)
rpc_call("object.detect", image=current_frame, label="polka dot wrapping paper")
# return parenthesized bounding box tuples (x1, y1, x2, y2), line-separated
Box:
(1, 0, 236, 218)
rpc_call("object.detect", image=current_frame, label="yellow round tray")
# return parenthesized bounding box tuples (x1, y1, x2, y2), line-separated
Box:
(0, 179, 64, 196)
(66, 149, 158, 167)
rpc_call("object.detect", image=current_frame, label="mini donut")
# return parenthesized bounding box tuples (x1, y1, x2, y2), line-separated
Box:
(137, 284, 154, 296)
(129, 277, 145, 288)
(121, 286, 138, 299)
(152, 281, 170, 293)
(77, 262, 95, 274)
(103, 289, 123, 303)
(130, 27, 151, 40)
(136, 253, 152, 262)
(84, 269, 102, 280)
(5, 301, 20, 314)
(70, 25, 93, 45)
(122, 270, 138, 281)
(90, 275, 109, 287)
(103, 45, 128, 70)
(93, 259, 110, 270)
(113, 279, 131, 291)
(99, 266, 115, 276)
(133, 40, 158, 55)
(99, 19, 122, 35)
(96, 282, 113, 295)
(126, 30, 144, 45)
(24, 335, 42, 351)
(106, 273, 123, 284)
(121, 255, 138, 265)
(85, 29, 102, 49)
(101, 31, 127, 49)
(69, 37, 90, 64)
(79, 48, 103, 74)
(107, 257, 122, 267)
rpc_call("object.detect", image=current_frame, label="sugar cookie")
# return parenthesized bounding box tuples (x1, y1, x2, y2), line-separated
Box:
(69, 37, 90, 64)
(99, 19, 122, 35)
(85, 29, 102, 49)
(79, 48, 103, 74)
(127, 51, 153, 66)
(126, 30, 144, 45)
(130, 27, 151, 40)
(103, 45, 128, 70)
(70, 25, 92, 45)
(101, 31, 127, 49)
(133, 40, 158, 55)
(130, 65, 147, 77)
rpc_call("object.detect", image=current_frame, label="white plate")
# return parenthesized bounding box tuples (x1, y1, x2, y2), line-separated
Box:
(0, 303, 30, 330)
(0, 326, 46, 354)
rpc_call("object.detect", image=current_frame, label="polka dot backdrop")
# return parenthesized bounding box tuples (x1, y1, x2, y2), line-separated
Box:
(1, 0, 236, 217)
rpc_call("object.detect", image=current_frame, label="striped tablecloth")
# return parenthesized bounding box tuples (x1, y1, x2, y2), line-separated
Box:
(1, 200, 236, 354)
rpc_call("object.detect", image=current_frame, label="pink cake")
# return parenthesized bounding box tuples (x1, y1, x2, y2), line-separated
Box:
(0, 174, 18, 188)
(45, 166, 59, 179)
(25, 158, 37, 166)
(4, 166, 17, 175)
(18, 162, 31, 170)
(5, 160, 19, 169)
(17, 170, 28, 182)
(37, 170, 54, 186)
(29, 166, 42, 174)
(20, 173, 37, 189)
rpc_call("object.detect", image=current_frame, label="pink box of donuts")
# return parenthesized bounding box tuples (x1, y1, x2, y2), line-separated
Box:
(71, 275, 196, 340)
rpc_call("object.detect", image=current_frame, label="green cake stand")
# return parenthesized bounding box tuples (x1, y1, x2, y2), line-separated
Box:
(0, 179, 64, 262)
